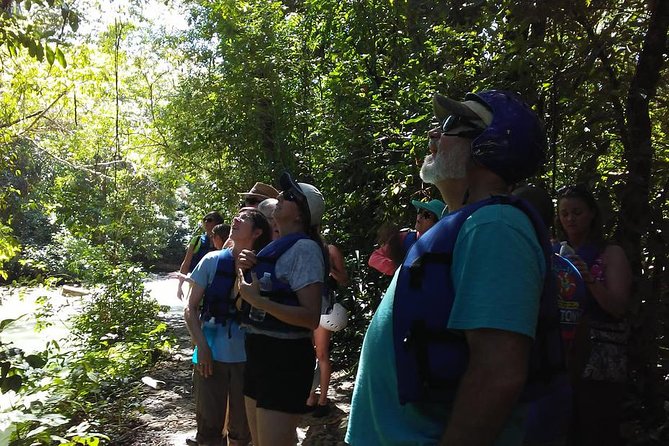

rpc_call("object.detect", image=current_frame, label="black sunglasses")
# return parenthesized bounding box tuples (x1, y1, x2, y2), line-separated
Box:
(431, 115, 485, 140)
(283, 189, 304, 203)
(418, 210, 436, 220)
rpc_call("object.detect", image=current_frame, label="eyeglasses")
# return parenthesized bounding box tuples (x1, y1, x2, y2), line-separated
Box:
(431, 115, 485, 140)
(282, 189, 304, 203)
(418, 210, 436, 220)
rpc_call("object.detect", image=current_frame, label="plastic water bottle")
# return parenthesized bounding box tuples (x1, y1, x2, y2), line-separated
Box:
(249, 272, 272, 322)
(559, 241, 576, 256)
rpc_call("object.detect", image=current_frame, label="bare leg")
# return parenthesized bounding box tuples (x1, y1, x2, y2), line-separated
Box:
(256, 408, 300, 446)
(244, 396, 259, 446)
(313, 326, 332, 405)
(306, 360, 320, 407)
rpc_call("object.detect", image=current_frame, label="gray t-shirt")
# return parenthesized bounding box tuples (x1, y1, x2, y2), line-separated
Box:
(247, 238, 325, 339)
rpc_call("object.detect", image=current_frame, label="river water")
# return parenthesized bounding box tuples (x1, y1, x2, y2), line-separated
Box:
(0, 274, 185, 353)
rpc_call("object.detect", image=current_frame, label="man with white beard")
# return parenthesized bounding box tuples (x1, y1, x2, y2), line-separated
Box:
(346, 90, 548, 446)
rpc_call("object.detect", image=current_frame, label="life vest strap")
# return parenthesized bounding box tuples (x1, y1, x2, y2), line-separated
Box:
(408, 252, 452, 288)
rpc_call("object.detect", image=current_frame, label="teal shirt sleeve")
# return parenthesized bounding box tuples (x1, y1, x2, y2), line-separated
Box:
(449, 204, 545, 339)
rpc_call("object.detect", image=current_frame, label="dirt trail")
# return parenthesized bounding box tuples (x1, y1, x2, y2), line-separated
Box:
(127, 312, 352, 446)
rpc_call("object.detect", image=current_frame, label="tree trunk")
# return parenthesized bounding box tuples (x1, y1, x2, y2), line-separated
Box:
(619, 0, 669, 426)
(620, 1, 669, 268)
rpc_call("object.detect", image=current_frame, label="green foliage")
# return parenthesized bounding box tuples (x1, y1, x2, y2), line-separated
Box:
(1, 264, 172, 443)
(0, 224, 20, 280)
(71, 264, 165, 346)
(0, 0, 79, 66)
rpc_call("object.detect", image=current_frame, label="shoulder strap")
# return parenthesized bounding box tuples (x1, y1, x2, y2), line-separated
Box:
(256, 232, 309, 263)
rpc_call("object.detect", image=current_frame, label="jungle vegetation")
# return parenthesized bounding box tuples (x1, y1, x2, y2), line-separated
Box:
(0, 0, 667, 443)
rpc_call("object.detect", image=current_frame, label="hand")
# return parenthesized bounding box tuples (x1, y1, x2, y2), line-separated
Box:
(237, 269, 261, 307)
(196, 345, 214, 378)
(237, 249, 258, 270)
(567, 254, 595, 283)
(177, 286, 184, 301)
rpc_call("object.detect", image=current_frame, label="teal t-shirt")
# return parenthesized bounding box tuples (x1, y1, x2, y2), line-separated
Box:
(346, 204, 545, 445)
(189, 250, 246, 364)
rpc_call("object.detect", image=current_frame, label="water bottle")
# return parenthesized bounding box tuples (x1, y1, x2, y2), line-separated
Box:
(559, 241, 576, 256)
(249, 272, 272, 322)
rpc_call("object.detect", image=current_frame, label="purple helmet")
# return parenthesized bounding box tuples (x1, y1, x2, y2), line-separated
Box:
(467, 90, 546, 183)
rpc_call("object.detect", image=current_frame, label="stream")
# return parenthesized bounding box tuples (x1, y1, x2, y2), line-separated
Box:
(0, 274, 184, 353)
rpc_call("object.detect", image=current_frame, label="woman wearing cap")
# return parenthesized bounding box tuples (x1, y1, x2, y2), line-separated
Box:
(368, 199, 446, 276)
(177, 211, 225, 300)
(237, 172, 327, 446)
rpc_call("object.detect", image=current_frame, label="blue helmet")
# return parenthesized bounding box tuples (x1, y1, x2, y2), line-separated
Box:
(467, 90, 546, 184)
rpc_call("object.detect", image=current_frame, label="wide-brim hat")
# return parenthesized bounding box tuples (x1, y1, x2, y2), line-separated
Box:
(432, 93, 493, 127)
(411, 199, 447, 220)
(280, 172, 325, 226)
(238, 182, 279, 200)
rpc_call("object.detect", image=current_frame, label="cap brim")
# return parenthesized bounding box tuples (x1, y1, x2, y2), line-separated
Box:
(237, 192, 269, 199)
(279, 172, 306, 198)
(411, 199, 429, 212)
(433, 93, 481, 121)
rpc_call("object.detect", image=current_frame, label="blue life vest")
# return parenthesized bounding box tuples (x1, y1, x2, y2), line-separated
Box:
(393, 195, 562, 405)
(402, 230, 418, 254)
(524, 254, 585, 444)
(189, 234, 214, 272)
(242, 232, 314, 335)
(201, 248, 237, 325)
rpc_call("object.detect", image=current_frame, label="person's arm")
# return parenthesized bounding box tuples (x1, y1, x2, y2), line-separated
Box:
(328, 244, 349, 286)
(177, 238, 197, 300)
(569, 245, 631, 318)
(440, 329, 531, 446)
(237, 270, 321, 329)
(183, 282, 214, 378)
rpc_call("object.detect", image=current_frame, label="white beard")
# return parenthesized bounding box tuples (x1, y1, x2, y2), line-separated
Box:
(420, 143, 469, 184)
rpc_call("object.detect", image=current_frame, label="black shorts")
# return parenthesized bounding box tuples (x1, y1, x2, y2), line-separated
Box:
(244, 333, 315, 414)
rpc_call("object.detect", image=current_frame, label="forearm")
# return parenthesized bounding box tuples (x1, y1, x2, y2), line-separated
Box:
(184, 306, 209, 351)
(440, 364, 526, 445)
(259, 298, 320, 330)
(586, 281, 627, 318)
(183, 285, 209, 354)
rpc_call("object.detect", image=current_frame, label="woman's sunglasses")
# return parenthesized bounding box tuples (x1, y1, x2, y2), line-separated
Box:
(418, 210, 436, 220)
(283, 189, 304, 203)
